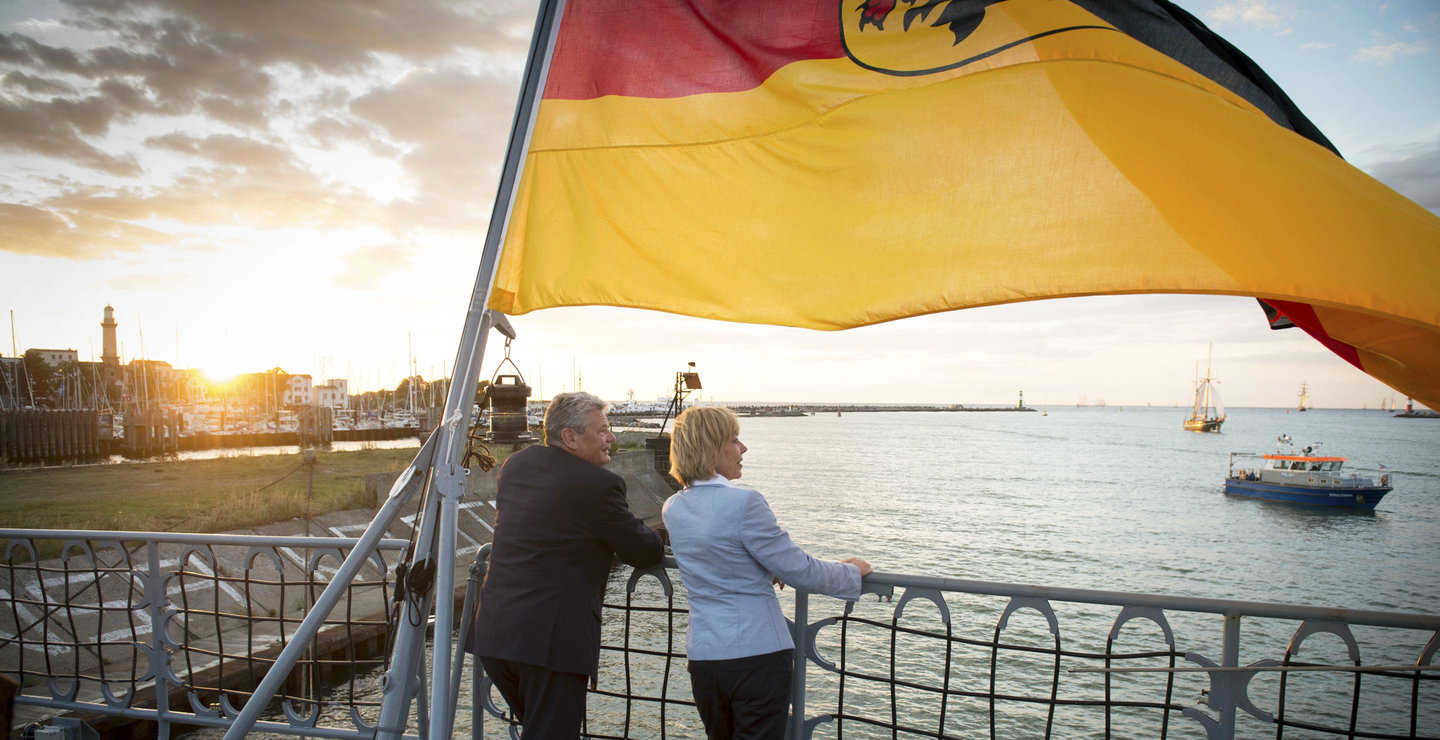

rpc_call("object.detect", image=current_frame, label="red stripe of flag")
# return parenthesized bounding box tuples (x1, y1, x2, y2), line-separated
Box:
(544, 0, 844, 100)
(1264, 299, 1364, 370)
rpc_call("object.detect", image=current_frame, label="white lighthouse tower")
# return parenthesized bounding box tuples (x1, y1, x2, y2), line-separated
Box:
(101, 305, 119, 368)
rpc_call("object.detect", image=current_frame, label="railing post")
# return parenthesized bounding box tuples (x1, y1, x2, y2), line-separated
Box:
(1218, 613, 1240, 739)
(459, 545, 491, 740)
(788, 590, 809, 740)
(144, 539, 173, 740)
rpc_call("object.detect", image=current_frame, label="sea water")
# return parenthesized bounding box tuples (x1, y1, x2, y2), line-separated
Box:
(189, 406, 1440, 738)
(712, 407, 1440, 738)
(739, 406, 1439, 615)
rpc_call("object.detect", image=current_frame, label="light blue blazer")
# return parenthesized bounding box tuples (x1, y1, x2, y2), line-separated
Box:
(661, 482, 861, 661)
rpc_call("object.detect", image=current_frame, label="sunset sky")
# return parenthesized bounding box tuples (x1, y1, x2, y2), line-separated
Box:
(2, 1, 1436, 409)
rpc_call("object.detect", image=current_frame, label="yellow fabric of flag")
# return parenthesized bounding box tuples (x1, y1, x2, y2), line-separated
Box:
(489, 0, 1440, 408)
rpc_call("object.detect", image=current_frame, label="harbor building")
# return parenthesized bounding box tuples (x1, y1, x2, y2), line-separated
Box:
(28, 348, 78, 366)
(314, 379, 349, 409)
(282, 374, 313, 407)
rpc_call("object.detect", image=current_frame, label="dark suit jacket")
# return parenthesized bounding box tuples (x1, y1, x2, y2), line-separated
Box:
(472, 443, 663, 676)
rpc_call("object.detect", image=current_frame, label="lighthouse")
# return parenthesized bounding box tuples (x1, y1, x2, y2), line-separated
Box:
(100, 305, 122, 402)
(101, 305, 119, 367)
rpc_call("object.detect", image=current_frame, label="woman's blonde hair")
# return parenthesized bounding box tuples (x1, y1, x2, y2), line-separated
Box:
(668, 406, 740, 486)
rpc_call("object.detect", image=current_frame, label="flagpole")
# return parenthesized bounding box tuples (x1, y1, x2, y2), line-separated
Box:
(418, 0, 569, 734)
(221, 0, 567, 736)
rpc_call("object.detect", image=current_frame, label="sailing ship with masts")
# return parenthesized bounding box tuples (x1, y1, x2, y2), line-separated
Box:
(1183, 348, 1224, 432)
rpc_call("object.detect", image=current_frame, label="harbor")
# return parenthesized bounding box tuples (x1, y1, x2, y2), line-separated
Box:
(0, 391, 1041, 466)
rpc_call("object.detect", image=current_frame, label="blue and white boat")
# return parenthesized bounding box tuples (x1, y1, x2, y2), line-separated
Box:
(1225, 442, 1393, 509)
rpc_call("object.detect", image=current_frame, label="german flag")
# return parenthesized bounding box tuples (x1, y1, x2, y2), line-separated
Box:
(489, 0, 1440, 409)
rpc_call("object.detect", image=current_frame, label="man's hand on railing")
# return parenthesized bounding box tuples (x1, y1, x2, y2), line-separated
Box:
(842, 557, 872, 577)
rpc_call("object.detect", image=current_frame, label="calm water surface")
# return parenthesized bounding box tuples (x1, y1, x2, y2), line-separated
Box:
(739, 406, 1440, 615)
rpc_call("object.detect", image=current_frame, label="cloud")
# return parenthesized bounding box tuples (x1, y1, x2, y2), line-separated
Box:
(1353, 39, 1431, 64)
(197, 95, 272, 128)
(68, 0, 529, 74)
(335, 243, 414, 290)
(0, 0, 536, 262)
(304, 114, 397, 156)
(1205, 1, 1290, 31)
(3, 70, 75, 95)
(0, 201, 173, 258)
(1364, 141, 1440, 213)
(21, 137, 392, 250)
(1, 0, 533, 164)
(0, 97, 143, 174)
(0, 31, 84, 73)
(145, 132, 295, 170)
(351, 67, 522, 229)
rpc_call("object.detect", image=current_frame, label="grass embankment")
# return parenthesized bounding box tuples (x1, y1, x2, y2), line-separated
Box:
(0, 447, 425, 534)
(0, 436, 646, 539)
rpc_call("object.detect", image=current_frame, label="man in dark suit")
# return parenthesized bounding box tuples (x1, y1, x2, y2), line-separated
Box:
(472, 391, 664, 738)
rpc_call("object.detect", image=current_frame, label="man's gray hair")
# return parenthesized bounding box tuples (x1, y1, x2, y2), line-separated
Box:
(543, 391, 608, 444)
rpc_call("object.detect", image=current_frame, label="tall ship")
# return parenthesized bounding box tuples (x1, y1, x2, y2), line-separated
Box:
(1183, 349, 1225, 432)
(1297, 381, 1311, 411)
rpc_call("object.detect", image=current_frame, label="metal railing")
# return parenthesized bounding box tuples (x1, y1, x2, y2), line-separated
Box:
(471, 556, 1440, 740)
(5, 531, 1438, 739)
(1, 529, 408, 739)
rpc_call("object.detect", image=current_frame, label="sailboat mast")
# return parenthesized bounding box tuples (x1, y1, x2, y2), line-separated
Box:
(12, 310, 36, 408)
(1204, 344, 1213, 411)
(137, 313, 151, 411)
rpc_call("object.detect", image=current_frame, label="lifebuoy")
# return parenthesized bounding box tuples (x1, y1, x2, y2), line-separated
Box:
(1381, 474, 1389, 486)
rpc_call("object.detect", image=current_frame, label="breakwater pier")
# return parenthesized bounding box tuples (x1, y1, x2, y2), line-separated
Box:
(2, 399, 1036, 466)
(608, 402, 1037, 426)
(734, 402, 1036, 415)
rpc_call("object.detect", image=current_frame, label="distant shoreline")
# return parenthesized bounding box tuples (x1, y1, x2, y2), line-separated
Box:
(613, 403, 1433, 414)
(733, 404, 1036, 415)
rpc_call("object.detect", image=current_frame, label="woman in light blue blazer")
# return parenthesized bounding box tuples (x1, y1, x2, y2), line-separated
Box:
(662, 406, 871, 740)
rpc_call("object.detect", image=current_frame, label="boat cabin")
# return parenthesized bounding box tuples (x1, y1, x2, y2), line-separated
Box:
(1266, 454, 1346, 473)
(1229, 452, 1385, 490)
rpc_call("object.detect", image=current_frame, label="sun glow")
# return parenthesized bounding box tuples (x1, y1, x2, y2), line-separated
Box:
(198, 356, 252, 387)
